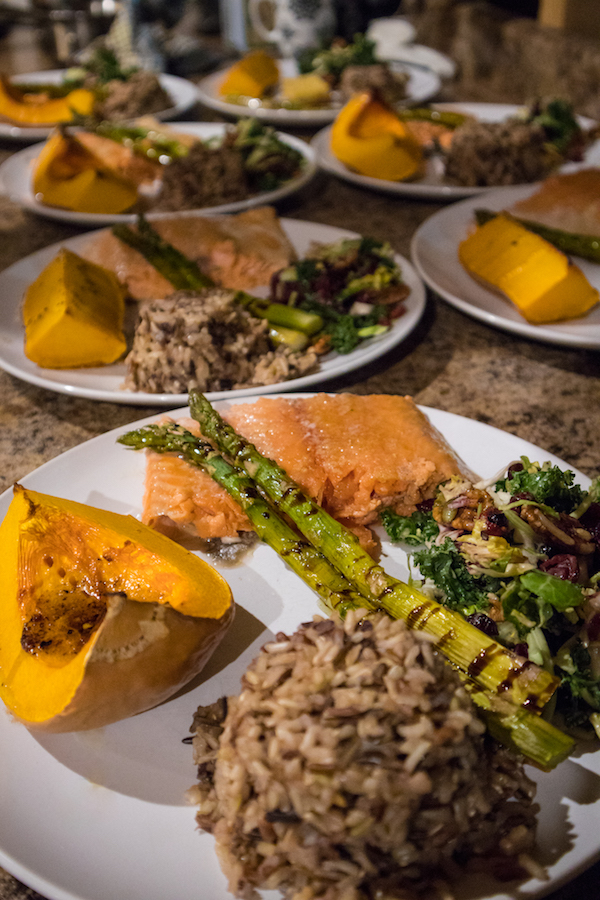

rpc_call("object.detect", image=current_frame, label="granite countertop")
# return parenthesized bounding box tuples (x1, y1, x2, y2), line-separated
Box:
(1, 26, 600, 900)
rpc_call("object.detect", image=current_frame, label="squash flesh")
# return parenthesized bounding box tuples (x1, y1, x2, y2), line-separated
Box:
(0, 485, 234, 730)
(32, 131, 139, 214)
(22, 248, 127, 369)
(0, 78, 95, 125)
(330, 92, 423, 182)
(459, 214, 599, 323)
(219, 50, 279, 99)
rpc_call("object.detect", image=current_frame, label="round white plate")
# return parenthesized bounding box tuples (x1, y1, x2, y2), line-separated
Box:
(312, 103, 600, 201)
(0, 399, 596, 900)
(195, 62, 441, 127)
(0, 219, 425, 404)
(0, 123, 317, 225)
(0, 70, 199, 143)
(410, 183, 600, 349)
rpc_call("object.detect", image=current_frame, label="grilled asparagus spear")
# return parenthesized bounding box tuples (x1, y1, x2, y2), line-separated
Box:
(117, 423, 366, 617)
(117, 419, 574, 769)
(474, 208, 600, 263)
(111, 218, 322, 344)
(189, 391, 560, 714)
(112, 217, 214, 291)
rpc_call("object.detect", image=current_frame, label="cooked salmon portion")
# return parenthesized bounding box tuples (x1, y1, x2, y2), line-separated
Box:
(142, 395, 469, 545)
(80, 206, 296, 300)
(510, 169, 600, 236)
(144, 418, 251, 540)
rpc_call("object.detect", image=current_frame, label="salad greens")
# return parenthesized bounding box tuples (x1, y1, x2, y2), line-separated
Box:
(269, 237, 408, 354)
(381, 457, 600, 737)
(297, 33, 378, 83)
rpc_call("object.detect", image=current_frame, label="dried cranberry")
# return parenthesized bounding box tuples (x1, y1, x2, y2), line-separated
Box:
(580, 502, 600, 545)
(483, 509, 509, 537)
(466, 612, 498, 636)
(587, 613, 600, 643)
(539, 554, 579, 583)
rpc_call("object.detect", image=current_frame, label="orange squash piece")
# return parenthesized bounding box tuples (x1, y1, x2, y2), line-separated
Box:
(32, 130, 139, 214)
(219, 50, 279, 99)
(330, 92, 423, 181)
(0, 77, 95, 126)
(0, 485, 234, 732)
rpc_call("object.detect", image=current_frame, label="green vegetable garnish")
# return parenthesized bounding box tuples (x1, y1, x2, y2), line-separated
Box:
(496, 456, 585, 513)
(379, 508, 440, 546)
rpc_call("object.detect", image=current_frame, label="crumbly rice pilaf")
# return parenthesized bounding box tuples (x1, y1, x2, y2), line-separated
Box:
(189, 610, 540, 900)
(124, 288, 318, 394)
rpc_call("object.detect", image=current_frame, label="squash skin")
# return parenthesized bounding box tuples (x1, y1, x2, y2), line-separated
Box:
(0, 485, 234, 732)
(459, 214, 600, 324)
(330, 92, 423, 182)
(0, 78, 95, 126)
(32, 130, 139, 214)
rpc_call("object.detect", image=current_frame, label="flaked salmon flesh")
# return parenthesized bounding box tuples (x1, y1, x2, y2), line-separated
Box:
(143, 395, 471, 548)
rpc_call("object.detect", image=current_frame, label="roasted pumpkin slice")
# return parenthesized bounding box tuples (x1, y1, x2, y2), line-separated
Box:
(32, 130, 139, 214)
(22, 248, 128, 369)
(0, 77, 95, 126)
(0, 485, 234, 732)
(459, 214, 600, 324)
(330, 91, 423, 182)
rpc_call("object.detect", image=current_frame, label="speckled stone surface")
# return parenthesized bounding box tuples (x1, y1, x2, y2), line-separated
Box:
(1, 28, 600, 900)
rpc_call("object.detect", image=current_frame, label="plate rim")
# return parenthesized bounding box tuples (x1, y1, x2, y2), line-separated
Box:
(0, 218, 426, 404)
(0, 122, 317, 225)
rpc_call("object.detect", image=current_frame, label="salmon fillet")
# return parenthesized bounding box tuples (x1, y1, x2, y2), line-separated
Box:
(510, 169, 600, 236)
(81, 206, 296, 300)
(142, 395, 469, 547)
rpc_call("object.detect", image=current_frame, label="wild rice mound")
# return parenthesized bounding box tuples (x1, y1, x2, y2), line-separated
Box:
(124, 289, 318, 394)
(189, 611, 539, 900)
(444, 120, 553, 187)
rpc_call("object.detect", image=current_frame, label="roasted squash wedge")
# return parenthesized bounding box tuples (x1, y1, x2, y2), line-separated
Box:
(22, 248, 127, 369)
(330, 91, 423, 181)
(32, 130, 139, 214)
(0, 485, 234, 732)
(219, 50, 279, 99)
(459, 214, 599, 324)
(0, 77, 95, 126)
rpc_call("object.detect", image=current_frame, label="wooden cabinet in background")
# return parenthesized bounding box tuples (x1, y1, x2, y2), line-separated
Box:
(538, 0, 600, 36)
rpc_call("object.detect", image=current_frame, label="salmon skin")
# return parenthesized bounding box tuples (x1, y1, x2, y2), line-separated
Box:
(143, 395, 470, 548)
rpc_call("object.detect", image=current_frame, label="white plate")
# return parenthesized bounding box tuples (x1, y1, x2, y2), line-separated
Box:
(0, 70, 199, 142)
(410, 184, 600, 349)
(312, 103, 600, 201)
(195, 62, 441, 127)
(0, 123, 317, 225)
(0, 399, 597, 900)
(0, 219, 425, 404)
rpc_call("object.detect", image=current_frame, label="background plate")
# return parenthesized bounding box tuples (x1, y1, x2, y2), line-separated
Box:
(0, 219, 425, 404)
(410, 184, 600, 349)
(0, 70, 199, 142)
(0, 400, 597, 900)
(195, 62, 441, 127)
(0, 123, 317, 225)
(311, 103, 600, 201)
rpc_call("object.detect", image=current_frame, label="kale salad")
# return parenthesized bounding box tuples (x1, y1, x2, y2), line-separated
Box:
(380, 457, 600, 738)
(269, 237, 410, 354)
